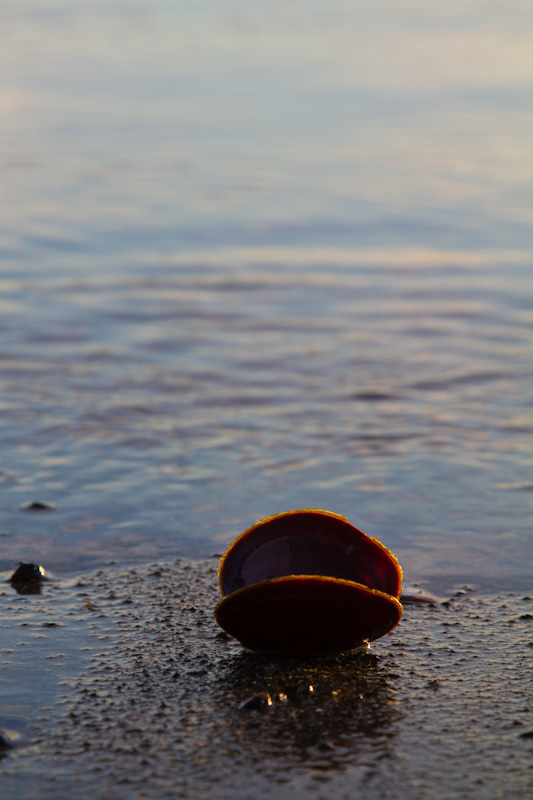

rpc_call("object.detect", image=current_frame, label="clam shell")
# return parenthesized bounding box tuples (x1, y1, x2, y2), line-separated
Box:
(215, 509, 402, 655)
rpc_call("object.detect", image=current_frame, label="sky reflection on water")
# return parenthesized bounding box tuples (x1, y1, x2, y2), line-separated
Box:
(0, 1, 532, 589)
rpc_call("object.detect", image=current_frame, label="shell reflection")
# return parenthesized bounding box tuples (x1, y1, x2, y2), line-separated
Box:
(213, 649, 397, 773)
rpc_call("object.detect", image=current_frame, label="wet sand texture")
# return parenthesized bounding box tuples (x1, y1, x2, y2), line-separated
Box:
(1, 560, 532, 799)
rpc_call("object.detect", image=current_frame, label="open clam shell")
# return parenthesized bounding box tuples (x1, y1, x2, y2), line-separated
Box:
(215, 509, 403, 655)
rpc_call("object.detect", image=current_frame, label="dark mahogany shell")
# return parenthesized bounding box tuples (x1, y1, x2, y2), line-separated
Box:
(215, 509, 402, 655)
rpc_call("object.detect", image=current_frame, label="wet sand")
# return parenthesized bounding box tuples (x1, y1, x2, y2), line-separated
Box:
(1, 560, 532, 799)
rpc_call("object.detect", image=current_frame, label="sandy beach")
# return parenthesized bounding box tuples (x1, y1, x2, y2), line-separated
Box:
(1, 560, 532, 799)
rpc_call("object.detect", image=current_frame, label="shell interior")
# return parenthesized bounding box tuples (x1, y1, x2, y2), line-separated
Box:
(219, 509, 402, 599)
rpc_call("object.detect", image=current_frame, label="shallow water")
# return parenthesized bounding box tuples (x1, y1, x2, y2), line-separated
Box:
(1, 0, 532, 589)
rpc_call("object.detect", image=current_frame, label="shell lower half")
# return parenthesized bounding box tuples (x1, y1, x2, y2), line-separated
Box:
(215, 575, 403, 656)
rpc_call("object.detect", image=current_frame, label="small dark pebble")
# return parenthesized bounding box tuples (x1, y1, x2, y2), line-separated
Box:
(20, 501, 56, 512)
(0, 730, 18, 749)
(9, 561, 48, 594)
(518, 614, 533, 620)
(41, 622, 60, 628)
(9, 562, 48, 583)
(239, 692, 273, 712)
(518, 730, 533, 739)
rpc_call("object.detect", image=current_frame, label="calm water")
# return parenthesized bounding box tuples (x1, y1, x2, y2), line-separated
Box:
(1, 0, 532, 589)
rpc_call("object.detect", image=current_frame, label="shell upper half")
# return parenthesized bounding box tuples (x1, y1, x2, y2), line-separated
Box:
(215, 509, 403, 655)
